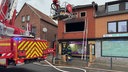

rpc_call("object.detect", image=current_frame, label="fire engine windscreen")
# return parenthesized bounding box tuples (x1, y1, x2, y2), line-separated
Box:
(65, 22, 85, 32)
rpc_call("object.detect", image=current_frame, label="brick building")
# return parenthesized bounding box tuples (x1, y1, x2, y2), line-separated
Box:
(15, 3, 57, 47)
(57, 4, 96, 57)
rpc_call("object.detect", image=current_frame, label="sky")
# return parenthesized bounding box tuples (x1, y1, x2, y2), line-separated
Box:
(16, 0, 117, 16)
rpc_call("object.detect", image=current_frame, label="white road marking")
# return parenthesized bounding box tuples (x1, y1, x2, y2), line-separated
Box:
(34, 61, 86, 72)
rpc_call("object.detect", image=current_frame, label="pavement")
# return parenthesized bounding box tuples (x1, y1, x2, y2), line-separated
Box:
(45, 55, 128, 72)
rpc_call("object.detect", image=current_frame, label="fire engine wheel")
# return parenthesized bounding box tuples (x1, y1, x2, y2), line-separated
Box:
(51, 3, 60, 11)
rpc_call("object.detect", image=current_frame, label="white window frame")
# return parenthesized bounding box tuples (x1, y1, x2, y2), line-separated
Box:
(22, 16, 25, 22)
(80, 11, 87, 18)
(26, 15, 30, 21)
(73, 12, 78, 18)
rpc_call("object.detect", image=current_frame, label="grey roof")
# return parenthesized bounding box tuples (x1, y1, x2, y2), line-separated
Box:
(95, 2, 128, 18)
(73, 4, 93, 9)
(96, 5, 106, 17)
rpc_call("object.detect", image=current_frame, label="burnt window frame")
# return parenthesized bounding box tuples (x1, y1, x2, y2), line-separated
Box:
(65, 21, 85, 33)
(80, 11, 86, 17)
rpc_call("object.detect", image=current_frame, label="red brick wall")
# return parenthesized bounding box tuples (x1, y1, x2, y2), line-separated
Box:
(15, 4, 41, 37)
(15, 4, 57, 43)
(40, 20, 57, 42)
(58, 7, 95, 40)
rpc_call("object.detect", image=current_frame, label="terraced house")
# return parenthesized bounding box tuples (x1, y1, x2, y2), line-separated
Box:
(57, 3, 96, 58)
(95, 0, 128, 58)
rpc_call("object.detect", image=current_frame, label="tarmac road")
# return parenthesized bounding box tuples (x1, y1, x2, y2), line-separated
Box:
(0, 63, 86, 72)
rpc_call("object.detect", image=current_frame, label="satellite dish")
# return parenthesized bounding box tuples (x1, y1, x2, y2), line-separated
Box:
(42, 28, 47, 32)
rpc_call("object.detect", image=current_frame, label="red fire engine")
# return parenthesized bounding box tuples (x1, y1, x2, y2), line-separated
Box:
(0, 0, 55, 68)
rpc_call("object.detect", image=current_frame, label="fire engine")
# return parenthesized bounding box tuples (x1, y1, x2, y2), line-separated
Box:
(0, 0, 55, 68)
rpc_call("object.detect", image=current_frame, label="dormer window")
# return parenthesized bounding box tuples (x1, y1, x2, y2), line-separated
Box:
(107, 4, 119, 12)
(125, 2, 128, 10)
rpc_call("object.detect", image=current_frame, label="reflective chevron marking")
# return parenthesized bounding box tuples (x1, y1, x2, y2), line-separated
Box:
(25, 41, 34, 50)
(41, 42, 47, 50)
(26, 42, 36, 54)
(18, 40, 47, 59)
(20, 41, 30, 50)
(18, 41, 25, 49)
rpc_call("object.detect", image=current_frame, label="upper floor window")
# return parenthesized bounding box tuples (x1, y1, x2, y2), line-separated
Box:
(118, 21, 127, 32)
(108, 22, 116, 33)
(107, 4, 119, 12)
(65, 22, 85, 32)
(72, 12, 78, 18)
(26, 15, 30, 21)
(108, 21, 128, 33)
(125, 2, 128, 10)
(80, 11, 86, 17)
(22, 16, 25, 22)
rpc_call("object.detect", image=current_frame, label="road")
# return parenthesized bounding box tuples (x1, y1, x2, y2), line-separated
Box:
(0, 61, 120, 72)
(0, 63, 86, 72)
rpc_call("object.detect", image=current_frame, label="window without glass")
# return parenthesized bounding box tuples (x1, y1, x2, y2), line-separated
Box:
(65, 22, 85, 32)
(108, 22, 116, 33)
(73, 12, 78, 18)
(125, 2, 128, 10)
(118, 21, 127, 32)
(80, 12, 86, 17)
(22, 16, 25, 22)
(26, 15, 30, 21)
(107, 4, 119, 12)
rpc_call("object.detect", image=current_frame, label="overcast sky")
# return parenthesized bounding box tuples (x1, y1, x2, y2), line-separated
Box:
(16, 0, 117, 16)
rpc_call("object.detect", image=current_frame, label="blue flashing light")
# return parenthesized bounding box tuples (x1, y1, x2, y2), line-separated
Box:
(13, 37, 22, 41)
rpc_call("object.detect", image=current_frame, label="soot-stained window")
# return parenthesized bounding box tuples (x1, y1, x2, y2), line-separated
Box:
(65, 22, 85, 32)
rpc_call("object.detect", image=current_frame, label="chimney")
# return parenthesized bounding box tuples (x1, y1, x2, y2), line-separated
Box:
(92, 1, 98, 11)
